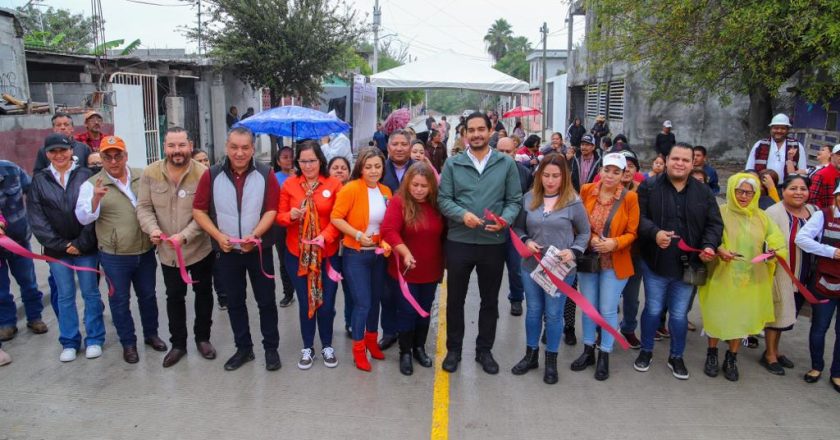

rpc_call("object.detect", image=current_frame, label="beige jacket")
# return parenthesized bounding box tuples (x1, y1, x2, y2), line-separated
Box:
(136, 159, 211, 267)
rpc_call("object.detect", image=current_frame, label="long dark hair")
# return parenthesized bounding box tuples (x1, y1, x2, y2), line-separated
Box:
(350, 147, 386, 182)
(294, 140, 328, 177)
(530, 153, 575, 212)
(272, 146, 293, 172)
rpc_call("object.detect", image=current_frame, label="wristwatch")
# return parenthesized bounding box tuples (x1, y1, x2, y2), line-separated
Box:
(355, 231, 363, 242)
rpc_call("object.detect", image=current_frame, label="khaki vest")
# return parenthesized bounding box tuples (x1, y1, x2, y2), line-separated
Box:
(88, 168, 152, 255)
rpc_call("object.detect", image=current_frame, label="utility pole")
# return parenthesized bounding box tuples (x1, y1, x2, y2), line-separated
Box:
(540, 22, 548, 138)
(372, 0, 381, 74)
(197, 0, 202, 56)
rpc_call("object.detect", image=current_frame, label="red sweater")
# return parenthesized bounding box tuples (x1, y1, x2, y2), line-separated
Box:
(380, 196, 445, 284)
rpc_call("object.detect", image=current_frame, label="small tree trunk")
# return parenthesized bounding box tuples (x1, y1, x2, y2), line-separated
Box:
(747, 85, 773, 144)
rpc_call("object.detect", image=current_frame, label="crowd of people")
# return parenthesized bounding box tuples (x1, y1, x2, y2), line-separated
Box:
(0, 110, 837, 395)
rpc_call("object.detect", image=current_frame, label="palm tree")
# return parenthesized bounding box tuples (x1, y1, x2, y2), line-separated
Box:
(484, 18, 513, 62)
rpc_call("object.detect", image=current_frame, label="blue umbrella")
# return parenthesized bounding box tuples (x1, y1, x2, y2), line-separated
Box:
(233, 105, 351, 140)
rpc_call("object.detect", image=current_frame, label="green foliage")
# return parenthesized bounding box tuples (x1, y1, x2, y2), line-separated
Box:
(484, 19, 513, 62)
(493, 36, 531, 81)
(16, 5, 95, 52)
(190, 0, 365, 105)
(426, 90, 487, 115)
(586, 0, 840, 109)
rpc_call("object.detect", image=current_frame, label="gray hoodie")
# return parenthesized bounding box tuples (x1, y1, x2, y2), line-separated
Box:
(513, 191, 591, 272)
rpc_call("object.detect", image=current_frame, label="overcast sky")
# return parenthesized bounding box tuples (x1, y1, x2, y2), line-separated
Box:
(3, 0, 584, 64)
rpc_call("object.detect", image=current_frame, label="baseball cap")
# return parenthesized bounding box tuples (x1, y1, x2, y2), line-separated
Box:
(620, 150, 640, 170)
(84, 110, 103, 121)
(580, 134, 595, 145)
(663, 120, 672, 128)
(43, 133, 73, 152)
(100, 136, 126, 153)
(602, 152, 627, 170)
(832, 144, 840, 155)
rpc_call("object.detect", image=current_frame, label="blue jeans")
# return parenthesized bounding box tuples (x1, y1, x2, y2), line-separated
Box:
(505, 235, 524, 302)
(99, 250, 159, 347)
(285, 252, 338, 349)
(0, 244, 44, 327)
(639, 260, 693, 357)
(521, 266, 572, 353)
(48, 255, 105, 349)
(620, 255, 643, 333)
(332, 254, 354, 328)
(343, 248, 385, 341)
(579, 269, 628, 353)
(809, 298, 840, 378)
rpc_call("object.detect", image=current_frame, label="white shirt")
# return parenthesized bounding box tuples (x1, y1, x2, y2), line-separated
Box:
(49, 163, 77, 189)
(322, 134, 353, 166)
(75, 167, 137, 225)
(745, 139, 806, 177)
(794, 207, 839, 259)
(365, 186, 387, 236)
(466, 147, 492, 175)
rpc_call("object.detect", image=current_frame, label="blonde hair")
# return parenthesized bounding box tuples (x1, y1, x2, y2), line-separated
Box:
(530, 153, 575, 212)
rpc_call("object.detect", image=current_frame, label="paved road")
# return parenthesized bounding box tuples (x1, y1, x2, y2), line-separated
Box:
(0, 247, 837, 440)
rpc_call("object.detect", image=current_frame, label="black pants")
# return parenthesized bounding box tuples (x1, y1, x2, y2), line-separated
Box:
(445, 240, 505, 354)
(161, 253, 214, 349)
(273, 225, 295, 298)
(214, 250, 279, 351)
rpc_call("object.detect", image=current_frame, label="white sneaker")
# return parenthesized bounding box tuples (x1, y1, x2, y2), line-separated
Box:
(297, 348, 314, 370)
(85, 345, 103, 359)
(59, 348, 77, 362)
(322, 346, 338, 368)
(0, 348, 11, 366)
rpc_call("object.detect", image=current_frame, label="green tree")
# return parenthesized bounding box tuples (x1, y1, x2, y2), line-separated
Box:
(188, 0, 364, 106)
(587, 0, 840, 140)
(493, 36, 531, 81)
(15, 5, 95, 52)
(484, 18, 513, 62)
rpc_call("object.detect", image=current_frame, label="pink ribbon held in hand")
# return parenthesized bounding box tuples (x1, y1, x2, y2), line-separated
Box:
(302, 236, 325, 248)
(0, 236, 115, 296)
(750, 252, 775, 264)
(228, 237, 275, 279)
(159, 234, 195, 285)
(508, 230, 629, 350)
(395, 258, 430, 318)
(325, 258, 343, 283)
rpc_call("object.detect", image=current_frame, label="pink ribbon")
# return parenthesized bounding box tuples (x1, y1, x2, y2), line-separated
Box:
(394, 258, 430, 318)
(302, 237, 325, 248)
(159, 234, 195, 285)
(306, 238, 385, 282)
(228, 237, 275, 279)
(326, 258, 343, 282)
(750, 252, 774, 264)
(0, 236, 115, 296)
(485, 209, 629, 350)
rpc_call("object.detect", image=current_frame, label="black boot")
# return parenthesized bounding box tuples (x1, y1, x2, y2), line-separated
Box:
(564, 327, 577, 346)
(594, 351, 610, 381)
(704, 347, 720, 378)
(511, 346, 539, 375)
(411, 324, 433, 367)
(723, 350, 739, 382)
(398, 332, 414, 376)
(544, 351, 559, 384)
(399, 352, 413, 376)
(570, 344, 595, 371)
(278, 294, 295, 308)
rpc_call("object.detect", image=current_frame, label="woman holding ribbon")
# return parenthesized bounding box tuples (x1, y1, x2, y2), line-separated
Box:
(331, 147, 392, 372)
(26, 134, 103, 362)
(795, 182, 840, 392)
(698, 173, 787, 382)
(571, 152, 639, 381)
(277, 140, 343, 370)
(381, 162, 445, 375)
(764, 175, 817, 375)
(510, 153, 590, 384)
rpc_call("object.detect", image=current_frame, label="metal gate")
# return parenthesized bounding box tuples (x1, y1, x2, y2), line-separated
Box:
(182, 94, 200, 148)
(109, 72, 160, 164)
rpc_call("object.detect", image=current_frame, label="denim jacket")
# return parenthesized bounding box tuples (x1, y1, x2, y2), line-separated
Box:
(0, 160, 32, 245)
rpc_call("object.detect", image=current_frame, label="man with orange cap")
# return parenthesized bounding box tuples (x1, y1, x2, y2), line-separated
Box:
(75, 135, 166, 364)
(75, 110, 110, 152)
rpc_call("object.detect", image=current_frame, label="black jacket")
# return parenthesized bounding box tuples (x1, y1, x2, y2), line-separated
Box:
(654, 132, 676, 157)
(515, 162, 533, 194)
(26, 166, 97, 258)
(567, 123, 586, 146)
(637, 174, 723, 277)
(383, 158, 415, 193)
(569, 151, 602, 192)
(33, 141, 91, 173)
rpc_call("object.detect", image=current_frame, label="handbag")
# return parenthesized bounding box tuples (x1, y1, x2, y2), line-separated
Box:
(577, 189, 627, 273)
(681, 261, 708, 286)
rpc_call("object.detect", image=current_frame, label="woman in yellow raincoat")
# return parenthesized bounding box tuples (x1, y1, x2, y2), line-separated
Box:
(698, 173, 787, 382)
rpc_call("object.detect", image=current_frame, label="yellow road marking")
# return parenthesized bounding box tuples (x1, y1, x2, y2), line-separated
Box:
(430, 278, 449, 440)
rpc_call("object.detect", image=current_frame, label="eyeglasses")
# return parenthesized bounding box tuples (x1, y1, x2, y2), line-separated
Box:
(298, 159, 319, 166)
(102, 153, 125, 162)
(734, 189, 755, 197)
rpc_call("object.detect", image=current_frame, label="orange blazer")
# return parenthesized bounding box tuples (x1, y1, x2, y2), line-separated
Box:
(580, 182, 640, 279)
(330, 178, 393, 250)
(276, 175, 343, 257)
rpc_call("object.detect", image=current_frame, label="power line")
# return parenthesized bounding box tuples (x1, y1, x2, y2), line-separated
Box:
(123, 0, 190, 7)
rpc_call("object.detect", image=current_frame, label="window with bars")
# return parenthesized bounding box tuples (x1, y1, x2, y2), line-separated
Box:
(585, 80, 625, 122)
(608, 80, 625, 121)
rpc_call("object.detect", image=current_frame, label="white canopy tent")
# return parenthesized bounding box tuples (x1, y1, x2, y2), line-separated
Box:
(369, 50, 529, 94)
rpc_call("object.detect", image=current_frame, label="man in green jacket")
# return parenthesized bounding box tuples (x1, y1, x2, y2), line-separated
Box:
(438, 112, 522, 374)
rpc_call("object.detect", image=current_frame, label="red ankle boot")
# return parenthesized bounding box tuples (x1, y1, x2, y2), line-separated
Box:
(365, 331, 385, 360)
(352, 340, 371, 371)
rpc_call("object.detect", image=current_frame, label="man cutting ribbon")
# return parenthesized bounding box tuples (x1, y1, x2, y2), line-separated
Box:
(137, 127, 216, 368)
